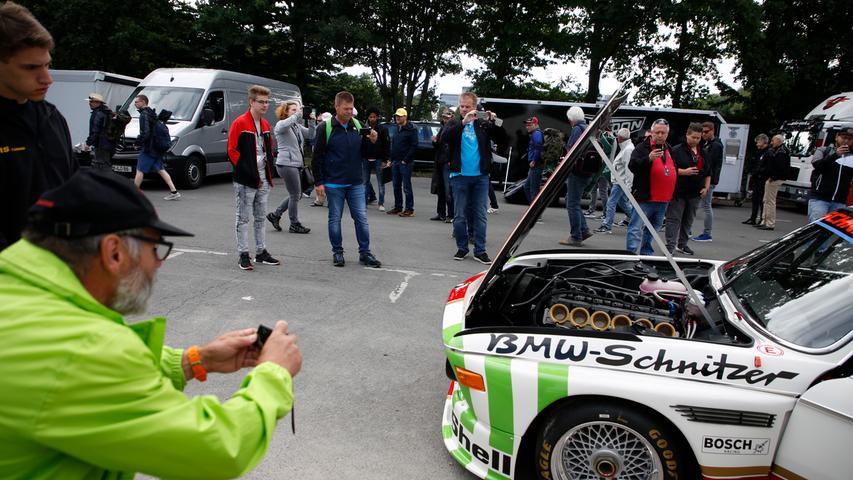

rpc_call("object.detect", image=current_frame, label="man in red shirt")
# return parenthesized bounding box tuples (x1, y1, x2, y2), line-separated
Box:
(626, 119, 676, 255)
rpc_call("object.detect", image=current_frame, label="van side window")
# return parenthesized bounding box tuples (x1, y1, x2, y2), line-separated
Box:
(203, 91, 225, 123)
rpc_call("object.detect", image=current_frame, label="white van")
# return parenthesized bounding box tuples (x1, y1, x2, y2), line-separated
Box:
(112, 68, 301, 188)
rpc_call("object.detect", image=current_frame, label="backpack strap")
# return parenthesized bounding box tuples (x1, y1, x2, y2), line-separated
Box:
(325, 117, 363, 142)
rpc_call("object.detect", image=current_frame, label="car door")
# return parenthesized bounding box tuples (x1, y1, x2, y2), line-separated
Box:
(771, 374, 853, 479)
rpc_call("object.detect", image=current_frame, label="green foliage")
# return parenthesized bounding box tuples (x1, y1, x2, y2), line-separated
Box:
(306, 72, 382, 118)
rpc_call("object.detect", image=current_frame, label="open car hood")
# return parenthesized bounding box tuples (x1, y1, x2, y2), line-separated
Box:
(470, 84, 630, 308)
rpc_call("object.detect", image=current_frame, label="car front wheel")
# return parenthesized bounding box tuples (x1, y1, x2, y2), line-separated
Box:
(535, 401, 694, 480)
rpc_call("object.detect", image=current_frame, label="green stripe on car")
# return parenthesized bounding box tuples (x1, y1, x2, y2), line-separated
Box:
(537, 362, 569, 412)
(485, 356, 514, 454)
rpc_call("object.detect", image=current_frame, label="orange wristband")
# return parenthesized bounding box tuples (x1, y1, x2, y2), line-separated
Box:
(187, 346, 207, 382)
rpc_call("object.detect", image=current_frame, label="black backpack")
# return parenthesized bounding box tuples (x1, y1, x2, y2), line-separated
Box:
(103, 108, 131, 144)
(573, 131, 615, 176)
(150, 119, 172, 155)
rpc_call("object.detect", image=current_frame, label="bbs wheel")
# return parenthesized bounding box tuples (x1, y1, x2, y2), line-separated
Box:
(535, 401, 693, 479)
(181, 155, 204, 189)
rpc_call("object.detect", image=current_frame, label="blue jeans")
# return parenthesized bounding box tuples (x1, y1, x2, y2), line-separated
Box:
(451, 174, 489, 255)
(391, 161, 414, 211)
(700, 184, 715, 235)
(808, 198, 846, 223)
(363, 159, 384, 205)
(627, 202, 668, 255)
(325, 184, 371, 255)
(525, 167, 543, 203)
(602, 184, 634, 229)
(565, 173, 593, 241)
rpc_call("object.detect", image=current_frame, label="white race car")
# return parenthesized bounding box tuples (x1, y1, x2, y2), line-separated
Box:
(441, 89, 853, 480)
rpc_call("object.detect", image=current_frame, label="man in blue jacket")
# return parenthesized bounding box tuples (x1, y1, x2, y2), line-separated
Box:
(442, 91, 506, 264)
(387, 107, 418, 217)
(313, 91, 382, 267)
(524, 117, 544, 202)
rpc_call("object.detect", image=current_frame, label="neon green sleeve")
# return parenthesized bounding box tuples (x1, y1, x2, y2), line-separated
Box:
(30, 330, 293, 479)
(160, 346, 187, 391)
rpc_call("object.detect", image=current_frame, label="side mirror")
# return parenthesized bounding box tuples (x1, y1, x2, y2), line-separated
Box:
(201, 108, 215, 127)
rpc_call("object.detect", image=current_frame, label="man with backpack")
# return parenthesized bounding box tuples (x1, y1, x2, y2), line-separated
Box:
(85, 93, 116, 171)
(133, 94, 181, 201)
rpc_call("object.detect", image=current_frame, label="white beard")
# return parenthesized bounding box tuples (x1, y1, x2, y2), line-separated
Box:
(109, 265, 154, 315)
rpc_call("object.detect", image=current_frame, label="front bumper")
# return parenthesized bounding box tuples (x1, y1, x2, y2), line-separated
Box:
(442, 381, 516, 479)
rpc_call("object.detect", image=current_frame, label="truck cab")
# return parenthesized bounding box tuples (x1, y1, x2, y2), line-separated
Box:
(778, 92, 853, 205)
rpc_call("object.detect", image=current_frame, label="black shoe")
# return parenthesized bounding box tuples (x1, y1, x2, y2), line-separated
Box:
(444, 217, 454, 224)
(430, 215, 446, 221)
(359, 252, 382, 268)
(387, 207, 402, 215)
(238, 252, 253, 270)
(742, 219, 756, 225)
(474, 252, 492, 265)
(593, 226, 612, 234)
(757, 225, 775, 231)
(289, 223, 310, 234)
(267, 213, 282, 231)
(255, 250, 280, 265)
(752, 223, 764, 228)
(453, 249, 468, 261)
(333, 252, 345, 267)
(582, 231, 594, 241)
(677, 245, 695, 256)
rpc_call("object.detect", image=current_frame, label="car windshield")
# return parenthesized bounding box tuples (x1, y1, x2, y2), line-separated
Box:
(784, 129, 816, 157)
(721, 213, 853, 348)
(121, 86, 204, 122)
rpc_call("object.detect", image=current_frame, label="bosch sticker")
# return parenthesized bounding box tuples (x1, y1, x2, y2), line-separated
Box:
(702, 436, 770, 455)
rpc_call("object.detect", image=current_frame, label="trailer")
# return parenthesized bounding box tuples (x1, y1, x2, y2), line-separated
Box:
(479, 97, 750, 202)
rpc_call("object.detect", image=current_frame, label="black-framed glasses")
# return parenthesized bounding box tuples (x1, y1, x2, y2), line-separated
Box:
(253, 99, 270, 105)
(124, 234, 174, 261)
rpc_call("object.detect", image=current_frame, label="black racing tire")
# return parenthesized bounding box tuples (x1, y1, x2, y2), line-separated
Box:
(534, 401, 694, 480)
(181, 155, 204, 189)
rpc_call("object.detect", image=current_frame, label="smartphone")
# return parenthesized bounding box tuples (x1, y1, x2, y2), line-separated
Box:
(476, 111, 489, 121)
(255, 324, 273, 349)
(359, 128, 372, 136)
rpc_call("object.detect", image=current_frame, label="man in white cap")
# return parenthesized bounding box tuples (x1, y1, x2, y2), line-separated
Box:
(85, 93, 116, 171)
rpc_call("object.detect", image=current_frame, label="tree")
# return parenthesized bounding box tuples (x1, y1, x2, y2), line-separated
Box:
(335, 0, 470, 119)
(466, 2, 561, 96)
(307, 72, 382, 118)
(553, 0, 657, 102)
(630, 0, 725, 108)
(19, 0, 197, 78)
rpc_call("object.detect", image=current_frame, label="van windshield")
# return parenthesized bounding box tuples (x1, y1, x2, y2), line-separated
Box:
(784, 129, 816, 157)
(122, 87, 204, 122)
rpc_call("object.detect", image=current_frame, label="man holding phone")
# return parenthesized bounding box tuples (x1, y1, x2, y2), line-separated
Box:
(387, 107, 418, 217)
(626, 118, 677, 255)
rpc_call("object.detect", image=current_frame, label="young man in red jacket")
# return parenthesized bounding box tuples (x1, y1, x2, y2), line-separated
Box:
(228, 85, 280, 270)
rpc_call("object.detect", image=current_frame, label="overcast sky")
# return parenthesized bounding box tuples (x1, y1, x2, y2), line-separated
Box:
(345, 54, 742, 104)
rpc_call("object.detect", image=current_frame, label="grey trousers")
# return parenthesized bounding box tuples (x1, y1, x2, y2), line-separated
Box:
(234, 181, 269, 254)
(272, 165, 302, 225)
(91, 149, 113, 171)
(665, 196, 700, 250)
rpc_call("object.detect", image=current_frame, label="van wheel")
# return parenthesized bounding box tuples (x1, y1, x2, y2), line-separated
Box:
(182, 155, 204, 189)
(534, 401, 693, 480)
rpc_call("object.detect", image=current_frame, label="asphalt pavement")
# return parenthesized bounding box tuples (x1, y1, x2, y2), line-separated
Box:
(135, 174, 806, 480)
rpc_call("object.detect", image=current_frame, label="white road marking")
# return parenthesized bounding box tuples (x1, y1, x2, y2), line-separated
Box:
(242, 296, 253, 301)
(172, 248, 229, 256)
(166, 251, 184, 259)
(374, 267, 421, 303)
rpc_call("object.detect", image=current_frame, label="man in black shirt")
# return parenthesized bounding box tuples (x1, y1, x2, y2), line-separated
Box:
(0, 2, 77, 250)
(664, 123, 710, 255)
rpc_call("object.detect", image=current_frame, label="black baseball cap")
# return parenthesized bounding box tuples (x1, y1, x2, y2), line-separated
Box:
(837, 127, 853, 137)
(28, 170, 193, 238)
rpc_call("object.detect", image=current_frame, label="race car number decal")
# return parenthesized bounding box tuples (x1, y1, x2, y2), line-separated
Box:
(702, 436, 770, 455)
(485, 334, 799, 386)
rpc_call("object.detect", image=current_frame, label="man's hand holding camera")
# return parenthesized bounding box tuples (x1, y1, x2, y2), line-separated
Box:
(183, 320, 303, 380)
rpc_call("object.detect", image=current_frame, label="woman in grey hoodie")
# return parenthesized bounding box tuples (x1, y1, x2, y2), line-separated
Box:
(267, 100, 315, 233)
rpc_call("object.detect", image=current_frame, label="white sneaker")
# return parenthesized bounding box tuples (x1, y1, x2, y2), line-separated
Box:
(378, 205, 386, 212)
(164, 192, 181, 200)
(487, 207, 498, 214)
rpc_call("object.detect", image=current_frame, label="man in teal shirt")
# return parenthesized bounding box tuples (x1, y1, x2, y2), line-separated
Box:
(0, 170, 303, 479)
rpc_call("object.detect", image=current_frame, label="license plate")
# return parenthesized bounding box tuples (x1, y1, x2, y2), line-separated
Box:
(112, 165, 133, 173)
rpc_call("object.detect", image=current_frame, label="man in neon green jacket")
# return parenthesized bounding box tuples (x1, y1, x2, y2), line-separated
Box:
(0, 170, 303, 479)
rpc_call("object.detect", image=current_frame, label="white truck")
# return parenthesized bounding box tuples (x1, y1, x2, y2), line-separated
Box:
(778, 92, 853, 205)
